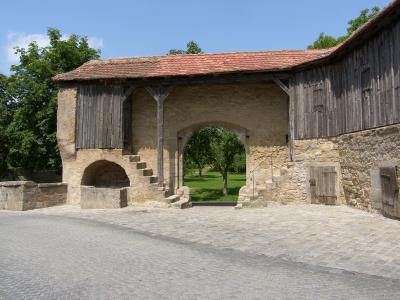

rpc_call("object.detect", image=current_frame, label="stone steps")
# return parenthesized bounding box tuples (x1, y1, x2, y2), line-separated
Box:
(123, 154, 187, 208)
(254, 167, 289, 197)
(238, 166, 290, 207)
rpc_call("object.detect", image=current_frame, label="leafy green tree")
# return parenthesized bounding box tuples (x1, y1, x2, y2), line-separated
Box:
(184, 127, 217, 176)
(347, 7, 380, 35)
(307, 33, 345, 50)
(0, 74, 15, 174)
(209, 128, 244, 196)
(168, 41, 203, 55)
(308, 6, 380, 49)
(5, 28, 100, 171)
(231, 152, 246, 173)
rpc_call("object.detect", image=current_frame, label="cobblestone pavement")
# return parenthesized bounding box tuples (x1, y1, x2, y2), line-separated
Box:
(17, 204, 400, 280)
(1, 213, 400, 299)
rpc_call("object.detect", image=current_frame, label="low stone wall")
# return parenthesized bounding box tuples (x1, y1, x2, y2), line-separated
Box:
(0, 181, 67, 211)
(81, 186, 128, 209)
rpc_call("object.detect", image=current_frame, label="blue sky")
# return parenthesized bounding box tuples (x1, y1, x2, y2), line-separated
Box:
(0, 0, 390, 74)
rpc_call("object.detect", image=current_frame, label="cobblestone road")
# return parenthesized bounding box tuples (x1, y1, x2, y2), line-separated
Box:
(1, 212, 400, 299)
(19, 204, 400, 280)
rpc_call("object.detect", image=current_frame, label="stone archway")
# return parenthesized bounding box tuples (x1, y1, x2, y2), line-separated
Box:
(81, 160, 130, 188)
(80, 160, 130, 209)
(176, 121, 250, 191)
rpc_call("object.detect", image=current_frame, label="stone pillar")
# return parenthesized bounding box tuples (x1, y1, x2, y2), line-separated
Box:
(57, 86, 78, 162)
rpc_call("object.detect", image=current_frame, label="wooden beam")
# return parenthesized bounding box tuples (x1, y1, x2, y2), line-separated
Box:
(273, 78, 290, 95)
(124, 85, 136, 98)
(62, 72, 291, 88)
(288, 80, 295, 162)
(145, 85, 174, 188)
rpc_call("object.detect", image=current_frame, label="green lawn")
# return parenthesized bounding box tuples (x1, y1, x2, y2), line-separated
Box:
(184, 171, 246, 202)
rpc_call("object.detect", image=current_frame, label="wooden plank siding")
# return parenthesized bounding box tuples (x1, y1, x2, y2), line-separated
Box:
(293, 18, 400, 139)
(76, 85, 127, 149)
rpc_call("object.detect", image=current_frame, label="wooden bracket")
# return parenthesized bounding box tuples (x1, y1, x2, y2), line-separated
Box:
(273, 78, 290, 95)
(124, 85, 137, 99)
(145, 85, 174, 103)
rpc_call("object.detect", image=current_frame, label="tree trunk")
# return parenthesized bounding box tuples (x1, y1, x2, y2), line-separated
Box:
(198, 167, 202, 177)
(223, 172, 228, 196)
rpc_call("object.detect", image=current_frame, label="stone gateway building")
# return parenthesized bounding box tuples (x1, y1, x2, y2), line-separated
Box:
(53, 0, 400, 217)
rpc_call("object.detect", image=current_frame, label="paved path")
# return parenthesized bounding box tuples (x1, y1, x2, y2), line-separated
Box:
(1, 212, 400, 299)
(19, 204, 400, 280)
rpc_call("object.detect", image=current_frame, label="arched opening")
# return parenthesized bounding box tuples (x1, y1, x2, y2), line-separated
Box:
(182, 126, 246, 205)
(81, 160, 130, 188)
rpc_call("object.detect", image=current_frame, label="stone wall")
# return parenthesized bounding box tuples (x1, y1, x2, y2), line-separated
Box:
(62, 149, 163, 205)
(272, 123, 400, 212)
(131, 83, 290, 192)
(0, 181, 67, 211)
(337, 124, 400, 211)
(245, 138, 345, 207)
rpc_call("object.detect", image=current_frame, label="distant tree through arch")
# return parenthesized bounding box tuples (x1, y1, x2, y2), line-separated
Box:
(184, 127, 245, 202)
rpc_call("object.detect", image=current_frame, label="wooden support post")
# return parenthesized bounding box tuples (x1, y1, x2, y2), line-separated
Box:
(122, 85, 136, 153)
(288, 80, 295, 162)
(145, 85, 174, 188)
(273, 77, 294, 161)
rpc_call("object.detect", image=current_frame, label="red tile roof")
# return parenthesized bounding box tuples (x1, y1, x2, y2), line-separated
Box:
(53, 49, 333, 82)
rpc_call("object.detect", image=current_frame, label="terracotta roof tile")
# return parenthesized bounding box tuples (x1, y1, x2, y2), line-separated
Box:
(53, 49, 333, 81)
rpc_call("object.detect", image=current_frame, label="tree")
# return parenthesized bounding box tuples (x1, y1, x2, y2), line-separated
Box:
(209, 128, 244, 196)
(308, 6, 380, 49)
(168, 41, 203, 55)
(347, 7, 380, 36)
(0, 74, 15, 174)
(4, 28, 100, 171)
(307, 33, 346, 50)
(231, 152, 246, 173)
(184, 128, 215, 177)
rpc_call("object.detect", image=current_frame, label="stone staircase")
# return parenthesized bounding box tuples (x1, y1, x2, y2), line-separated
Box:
(122, 154, 191, 208)
(237, 166, 289, 208)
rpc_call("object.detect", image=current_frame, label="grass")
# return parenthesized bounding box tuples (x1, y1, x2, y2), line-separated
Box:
(184, 171, 246, 203)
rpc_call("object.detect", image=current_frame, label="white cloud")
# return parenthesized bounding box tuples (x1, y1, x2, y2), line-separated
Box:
(6, 32, 49, 64)
(5, 31, 104, 64)
(87, 36, 104, 49)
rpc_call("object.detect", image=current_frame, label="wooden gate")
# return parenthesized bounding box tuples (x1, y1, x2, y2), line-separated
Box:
(380, 167, 399, 218)
(309, 166, 337, 205)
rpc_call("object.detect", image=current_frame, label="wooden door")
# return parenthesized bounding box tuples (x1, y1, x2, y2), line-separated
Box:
(380, 167, 399, 218)
(309, 166, 337, 205)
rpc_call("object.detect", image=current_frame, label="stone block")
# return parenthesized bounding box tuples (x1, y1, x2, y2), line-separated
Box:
(0, 181, 67, 211)
(80, 186, 128, 209)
